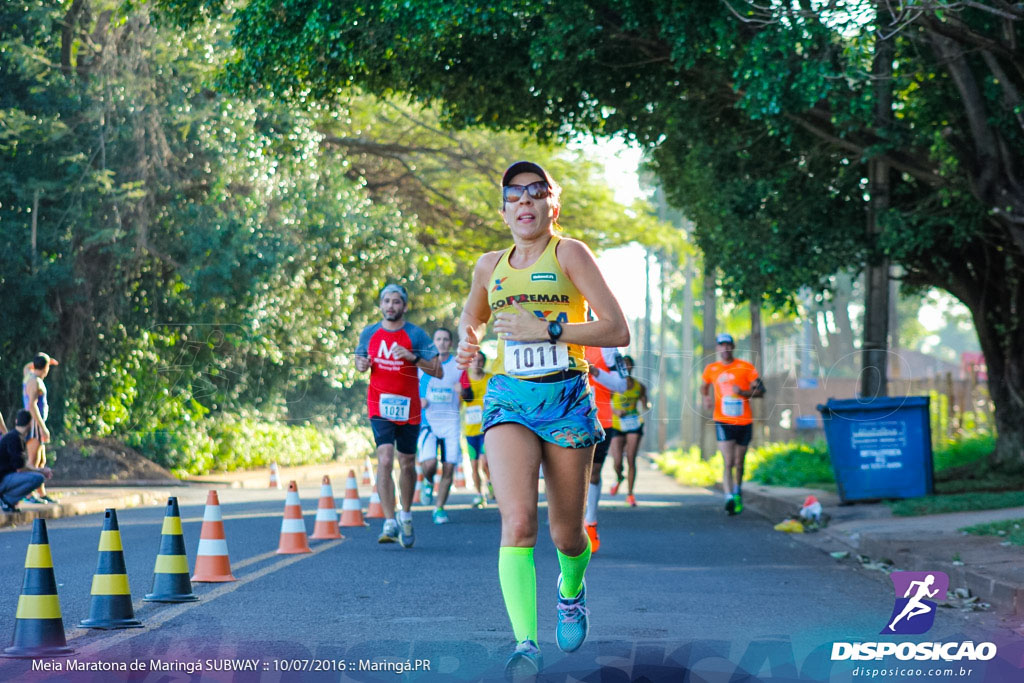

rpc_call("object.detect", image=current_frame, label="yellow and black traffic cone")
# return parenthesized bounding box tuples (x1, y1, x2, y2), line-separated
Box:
(143, 497, 198, 603)
(79, 509, 142, 629)
(2, 518, 75, 658)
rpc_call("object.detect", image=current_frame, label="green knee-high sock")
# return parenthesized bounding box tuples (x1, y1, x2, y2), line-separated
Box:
(557, 541, 592, 599)
(498, 546, 537, 643)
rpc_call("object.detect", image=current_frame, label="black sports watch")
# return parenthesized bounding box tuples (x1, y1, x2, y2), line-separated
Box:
(547, 321, 563, 343)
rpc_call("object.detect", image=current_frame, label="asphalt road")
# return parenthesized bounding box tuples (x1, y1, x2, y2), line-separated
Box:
(0, 464, 1019, 682)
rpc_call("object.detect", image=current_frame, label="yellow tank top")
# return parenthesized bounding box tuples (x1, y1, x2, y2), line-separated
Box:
(462, 372, 491, 437)
(488, 235, 589, 377)
(612, 381, 645, 431)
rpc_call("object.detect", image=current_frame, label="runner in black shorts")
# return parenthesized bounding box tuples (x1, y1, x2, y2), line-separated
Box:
(608, 356, 649, 507)
(355, 284, 441, 547)
(701, 333, 765, 515)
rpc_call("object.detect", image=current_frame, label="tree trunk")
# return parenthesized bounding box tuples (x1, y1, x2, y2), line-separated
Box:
(861, 26, 893, 399)
(829, 273, 857, 376)
(750, 298, 764, 445)
(680, 236, 696, 448)
(643, 248, 654, 389)
(701, 262, 717, 460)
(657, 255, 669, 451)
(971, 304, 1024, 469)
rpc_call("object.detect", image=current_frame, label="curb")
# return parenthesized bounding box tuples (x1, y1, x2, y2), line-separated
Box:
(0, 490, 169, 530)
(186, 461, 364, 490)
(741, 487, 1024, 616)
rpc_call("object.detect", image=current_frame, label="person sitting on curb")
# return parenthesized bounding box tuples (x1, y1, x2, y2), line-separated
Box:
(0, 410, 53, 513)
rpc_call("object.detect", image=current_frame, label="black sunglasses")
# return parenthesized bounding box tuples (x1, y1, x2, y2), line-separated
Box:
(503, 181, 551, 203)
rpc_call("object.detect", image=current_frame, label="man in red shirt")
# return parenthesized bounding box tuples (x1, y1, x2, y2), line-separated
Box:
(701, 333, 765, 515)
(356, 284, 441, 547)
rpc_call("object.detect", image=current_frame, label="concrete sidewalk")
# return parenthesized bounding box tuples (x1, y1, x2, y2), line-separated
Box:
(0, 459, 366, 529)
(739, 482, 1024, 617)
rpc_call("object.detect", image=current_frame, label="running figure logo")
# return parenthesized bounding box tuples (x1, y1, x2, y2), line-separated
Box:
(882, 571, 949, 635)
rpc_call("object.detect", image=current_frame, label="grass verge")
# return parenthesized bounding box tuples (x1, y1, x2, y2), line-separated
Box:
(959, 519, 1024, 546)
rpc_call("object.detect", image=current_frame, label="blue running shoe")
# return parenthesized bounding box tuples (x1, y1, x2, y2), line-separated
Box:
(432, 508, 450, 525)
(378, 518, 399, 544)
(422, 482, 434, 507)
(504, 639, 542, 679)
(555, 574, 589, 653)
(398, 516, 415, 548)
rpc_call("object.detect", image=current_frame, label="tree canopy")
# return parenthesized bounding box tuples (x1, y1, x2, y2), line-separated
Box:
(1, 0, 674, 470)
(157, 0, 1024, 463)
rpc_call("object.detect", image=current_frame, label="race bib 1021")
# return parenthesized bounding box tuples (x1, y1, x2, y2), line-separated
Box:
(379, 393, 411, 421)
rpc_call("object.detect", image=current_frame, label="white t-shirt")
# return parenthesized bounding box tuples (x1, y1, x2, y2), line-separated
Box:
(419, 356, 463, 439)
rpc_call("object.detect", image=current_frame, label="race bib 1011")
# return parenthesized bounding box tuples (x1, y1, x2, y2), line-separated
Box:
(504, 340, 569, 377)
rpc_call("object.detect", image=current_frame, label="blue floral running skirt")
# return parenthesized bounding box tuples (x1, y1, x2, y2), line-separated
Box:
(482, 372, 604, 449)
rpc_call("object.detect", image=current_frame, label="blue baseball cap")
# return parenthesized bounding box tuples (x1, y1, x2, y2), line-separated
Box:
(716, 333, 734, 345)
(379, 283, 409, 304)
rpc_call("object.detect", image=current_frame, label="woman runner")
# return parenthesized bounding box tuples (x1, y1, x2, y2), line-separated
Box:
(456, 161, 629, 676)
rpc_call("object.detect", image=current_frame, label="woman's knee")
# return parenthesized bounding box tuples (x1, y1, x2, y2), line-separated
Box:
(501, 512, 537, 545)
(549, 525, 587, 555)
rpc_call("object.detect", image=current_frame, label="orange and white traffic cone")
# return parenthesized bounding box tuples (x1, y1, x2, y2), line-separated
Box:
(454, 458, 467, 489)
(311, 476, 343, 540)
(366, 491, 385, 519)
(339, 470, 366, 527)
(412, 465, 423, 504)
(191, 491, 237, 582)
(276, 482, 311, 554)
(361, 457, 374, 487)
(268, 462, 282, 490)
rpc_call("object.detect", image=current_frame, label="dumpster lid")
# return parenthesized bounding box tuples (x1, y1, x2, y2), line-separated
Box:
(817, 396, 929, 414)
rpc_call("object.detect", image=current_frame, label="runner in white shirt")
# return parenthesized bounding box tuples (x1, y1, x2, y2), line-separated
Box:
(418, 328, 466, 524)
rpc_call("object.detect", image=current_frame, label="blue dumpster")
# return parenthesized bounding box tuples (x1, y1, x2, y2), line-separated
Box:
(817, 396, 934, 503)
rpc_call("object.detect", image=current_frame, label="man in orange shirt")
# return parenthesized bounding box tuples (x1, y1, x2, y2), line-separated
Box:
(700, 333, 765, 515)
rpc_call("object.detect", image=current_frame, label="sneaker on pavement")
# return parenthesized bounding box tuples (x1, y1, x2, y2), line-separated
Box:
(39, 495, 58, 504)
(609, 474, 624, 496)
(378, 519, 399, 543)
(555, 574, 590, 653)
(472, 495, 486, 509)
(487, 482, 496, 501)
(725, 496, 736, 515)
(626, 494, 637, 507)
(585, 523, 600, 553)
(1, 499, 19, 513)
(422, 483, 434, 507)
(733, 494, 743, 514)
(432, 508, 450, 525)
(504, 639, 542, 679)
(23, 495, 44, 505)
(398, 516, 415, 548)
